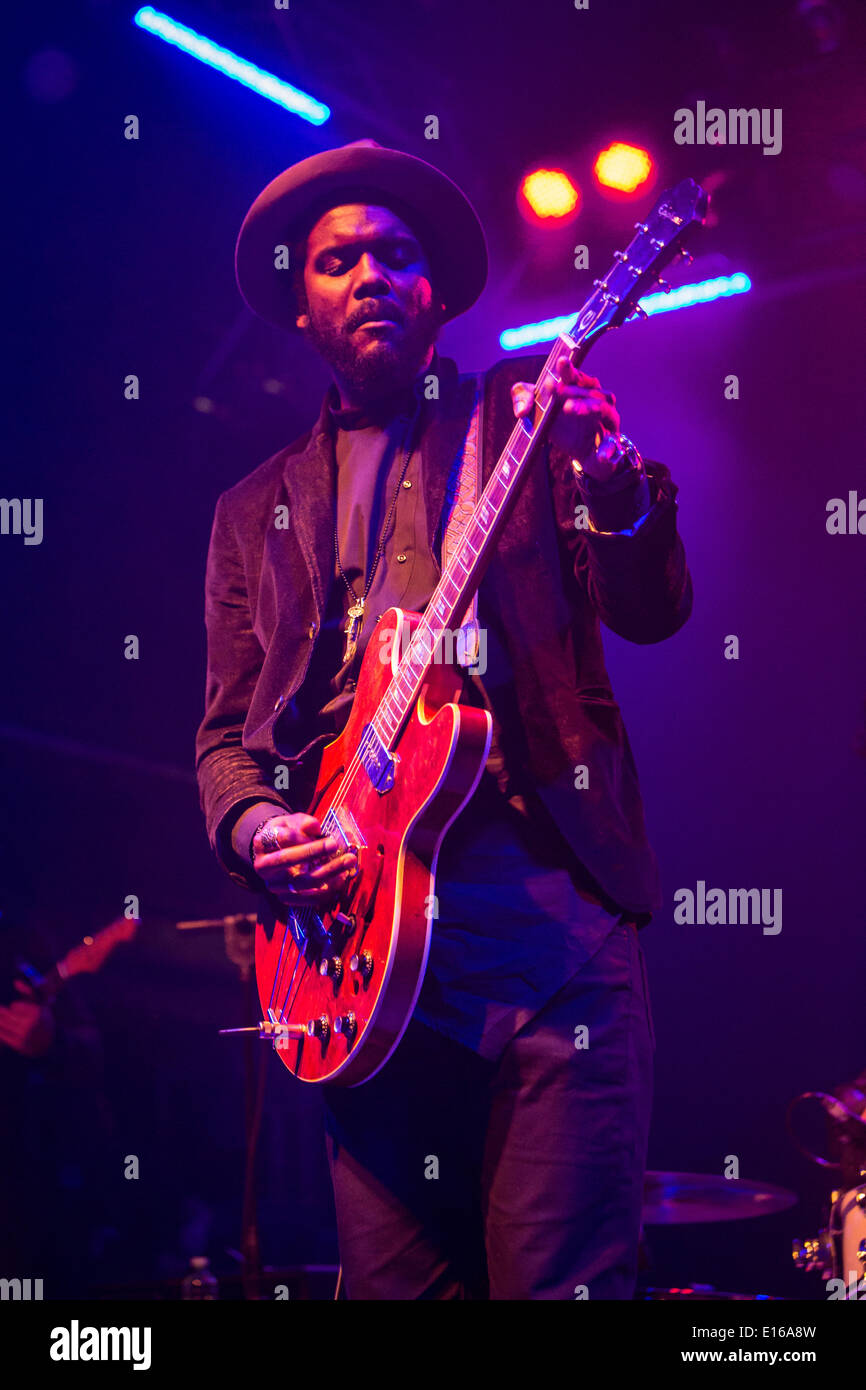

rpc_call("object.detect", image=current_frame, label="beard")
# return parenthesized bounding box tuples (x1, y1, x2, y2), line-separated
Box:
(302, 296, 445, 404)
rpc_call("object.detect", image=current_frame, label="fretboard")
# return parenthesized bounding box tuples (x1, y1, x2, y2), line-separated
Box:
(362, 174, 708, 752)
(371, 331, 579, 751)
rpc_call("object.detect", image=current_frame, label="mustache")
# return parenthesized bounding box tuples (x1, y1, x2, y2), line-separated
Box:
(346, 301, 404, 332)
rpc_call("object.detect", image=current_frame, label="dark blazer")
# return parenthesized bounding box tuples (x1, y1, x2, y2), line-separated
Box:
(195, 352, 692, 913)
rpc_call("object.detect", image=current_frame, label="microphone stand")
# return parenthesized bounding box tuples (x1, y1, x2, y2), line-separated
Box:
(177, 912, 264, 1301)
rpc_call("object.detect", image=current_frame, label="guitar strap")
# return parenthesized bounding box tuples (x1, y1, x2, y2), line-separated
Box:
(440, 373, 484, 669)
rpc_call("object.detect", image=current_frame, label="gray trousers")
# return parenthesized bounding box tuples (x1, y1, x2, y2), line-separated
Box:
(323, 919, 654, 1300)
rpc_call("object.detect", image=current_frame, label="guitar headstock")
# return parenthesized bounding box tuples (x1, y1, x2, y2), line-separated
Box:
(569, 178, 708, 347)
(58, 915, 139, 981)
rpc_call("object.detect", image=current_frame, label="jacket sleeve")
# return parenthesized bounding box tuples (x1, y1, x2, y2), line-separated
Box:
(486, 353, 693, 645)
(551, 444, 693, 643)
(195, 491, 292, 890)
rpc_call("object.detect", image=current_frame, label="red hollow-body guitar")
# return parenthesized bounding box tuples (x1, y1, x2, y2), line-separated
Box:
(255, 178, 707, 1086)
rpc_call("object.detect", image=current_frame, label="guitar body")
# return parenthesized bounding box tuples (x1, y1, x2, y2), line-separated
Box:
(255, 606, 492, 1086)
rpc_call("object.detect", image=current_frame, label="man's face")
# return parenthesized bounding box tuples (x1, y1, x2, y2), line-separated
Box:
(296, 203, 445, 402)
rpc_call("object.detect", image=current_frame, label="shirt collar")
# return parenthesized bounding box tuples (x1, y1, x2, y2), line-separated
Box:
(326, 351, 440, 431)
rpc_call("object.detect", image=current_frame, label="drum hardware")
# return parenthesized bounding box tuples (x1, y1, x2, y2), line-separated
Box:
(176, 911, 275, 1300)
(642, 1171, 797, 1225)
(786, 1069, 866, 1182)
(640, 1286, 781, 1300)
(788, 1065, 866, 1297)
(638, 1171, 795, 1302)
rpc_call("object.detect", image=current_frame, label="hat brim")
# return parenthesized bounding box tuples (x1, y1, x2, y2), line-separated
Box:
(235, 145, 488, 332)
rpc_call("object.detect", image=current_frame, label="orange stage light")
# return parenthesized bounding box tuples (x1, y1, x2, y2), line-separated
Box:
(593, 142, 655, 195)
(518, 168, 580, 223)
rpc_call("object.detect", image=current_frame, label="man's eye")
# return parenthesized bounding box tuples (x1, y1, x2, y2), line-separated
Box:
(323, 259, 344, 275)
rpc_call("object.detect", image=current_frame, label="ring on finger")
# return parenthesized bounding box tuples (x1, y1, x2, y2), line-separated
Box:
(260, 824, 281, 853)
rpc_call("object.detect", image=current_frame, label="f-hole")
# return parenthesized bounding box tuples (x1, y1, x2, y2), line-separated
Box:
(310, 765, 345, 814)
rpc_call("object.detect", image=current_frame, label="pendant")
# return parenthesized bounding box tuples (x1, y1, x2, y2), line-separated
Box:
(343, 599, 365, 665)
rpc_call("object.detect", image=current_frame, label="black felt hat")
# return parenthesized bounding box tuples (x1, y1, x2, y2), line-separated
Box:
(235, 140, 488, 331)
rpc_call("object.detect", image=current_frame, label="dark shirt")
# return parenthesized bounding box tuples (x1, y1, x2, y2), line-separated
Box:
(277, 383, 627, 1061)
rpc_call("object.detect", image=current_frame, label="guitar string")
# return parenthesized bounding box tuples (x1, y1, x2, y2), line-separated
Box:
(316, 206, 676, 821)
(278, 353, 561, 1038)
(272, 917, 300, 1019)
(271, 214, 684, 1038)
(278, 944, 306, 1024)
(318, 354, 562, 829)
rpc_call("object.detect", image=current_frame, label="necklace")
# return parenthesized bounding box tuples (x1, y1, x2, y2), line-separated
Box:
(335, 399, 423, 666)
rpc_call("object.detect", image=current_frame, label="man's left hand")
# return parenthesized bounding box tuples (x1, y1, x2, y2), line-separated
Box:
(511, 352, 622, 480)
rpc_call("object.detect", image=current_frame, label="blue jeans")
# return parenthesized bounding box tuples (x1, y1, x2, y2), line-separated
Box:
(323, 918, 655, 1299)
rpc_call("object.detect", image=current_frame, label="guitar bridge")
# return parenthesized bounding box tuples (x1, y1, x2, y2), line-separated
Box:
(322, 805, 367, 850)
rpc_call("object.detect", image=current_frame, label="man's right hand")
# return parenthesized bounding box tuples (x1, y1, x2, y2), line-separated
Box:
(251, 812, 359, 911)
(0, 981, 55, 1058)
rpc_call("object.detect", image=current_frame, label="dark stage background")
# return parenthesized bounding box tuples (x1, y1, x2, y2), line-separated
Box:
(2, 0, 864, 1299)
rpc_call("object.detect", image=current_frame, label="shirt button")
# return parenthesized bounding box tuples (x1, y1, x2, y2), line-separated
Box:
(396, 553, 408, 564)
(307, 621, 317, 639)
(402, 479, 412, 489)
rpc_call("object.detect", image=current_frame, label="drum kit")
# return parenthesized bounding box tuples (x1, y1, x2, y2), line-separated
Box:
(639, 1066, 866, 1301)
(638, 1170, 794, 1300)
(788, 1069, 866, 1299)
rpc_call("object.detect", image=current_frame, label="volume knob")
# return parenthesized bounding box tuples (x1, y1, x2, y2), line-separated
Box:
(349, 950, 374, 981)
(319, 955, 343, 982)
(334, 1012, 357, 1040)
(306, 1015, 330, 1042)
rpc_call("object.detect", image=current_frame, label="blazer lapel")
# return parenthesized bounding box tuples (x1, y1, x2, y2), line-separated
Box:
(421, 355, 478, 568)
(281, 395, 336, 624)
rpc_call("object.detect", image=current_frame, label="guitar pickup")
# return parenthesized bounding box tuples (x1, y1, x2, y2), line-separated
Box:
(358, 724, 400, 794)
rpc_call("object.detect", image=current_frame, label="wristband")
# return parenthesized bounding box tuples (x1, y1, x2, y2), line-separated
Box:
(573, 432, 645, 490)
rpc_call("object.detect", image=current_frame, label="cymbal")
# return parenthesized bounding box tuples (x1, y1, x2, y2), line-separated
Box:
(643, 1171, 798, 1225)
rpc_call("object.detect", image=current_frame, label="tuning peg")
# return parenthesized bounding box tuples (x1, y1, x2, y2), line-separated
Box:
(657, 279, 672, 294)
(678, 249, 694, 265)
(630, 305, 648, 322)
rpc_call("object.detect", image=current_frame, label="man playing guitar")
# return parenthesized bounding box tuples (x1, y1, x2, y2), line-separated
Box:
(196, 141, 693, 1299)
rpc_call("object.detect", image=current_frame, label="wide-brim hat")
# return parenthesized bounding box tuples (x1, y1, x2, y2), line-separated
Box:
(235, 140, 488, 331)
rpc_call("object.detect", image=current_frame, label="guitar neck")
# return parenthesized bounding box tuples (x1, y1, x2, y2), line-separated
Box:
(366, 176, 707, 752)
(370, 331, 579, 750)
